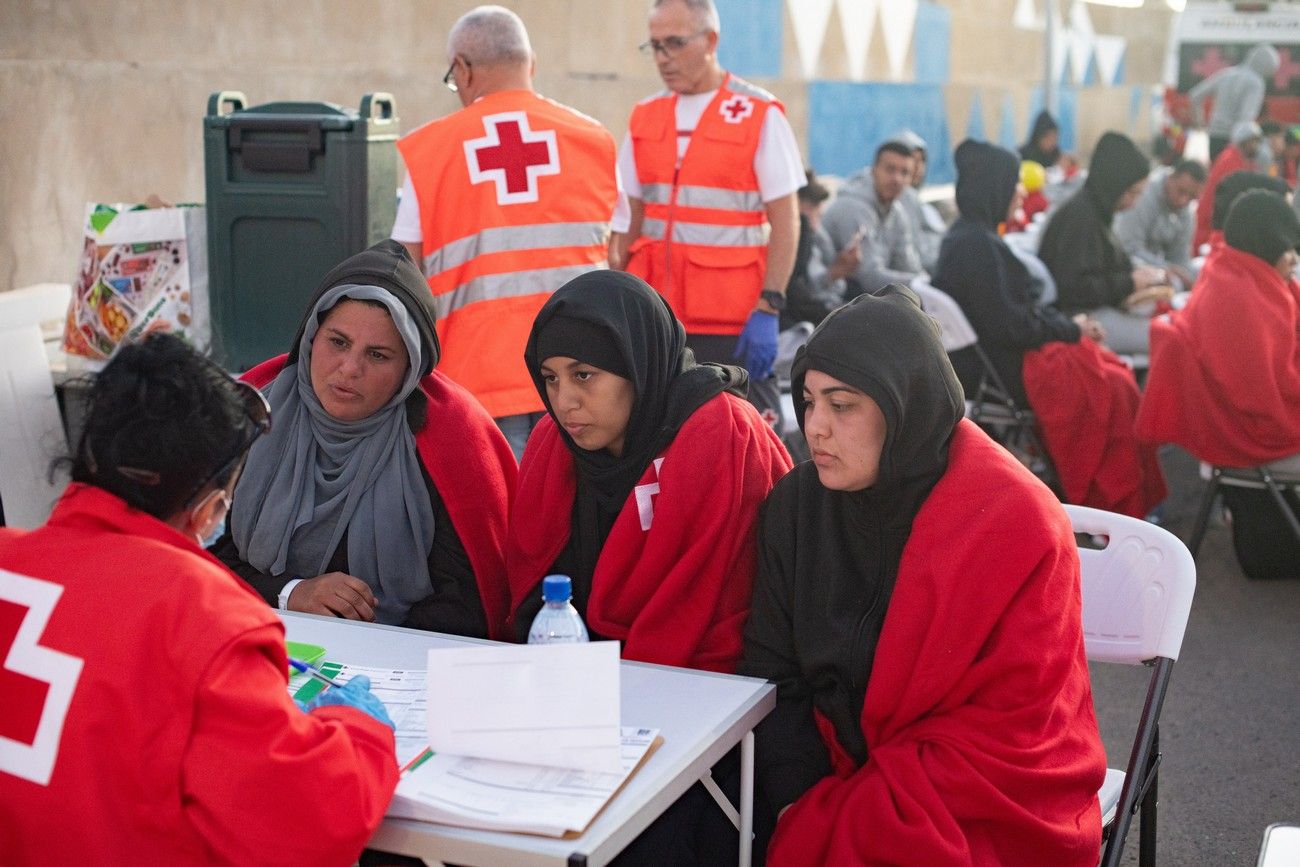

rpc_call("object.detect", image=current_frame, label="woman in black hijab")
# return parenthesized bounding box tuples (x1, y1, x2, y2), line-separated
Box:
(505, 269, 792, 672)
(935, 139, 1101, 407)
(1037, 131, 1169, 353)
(213, 239, 517, 638)
(741, 288, 1106, 865)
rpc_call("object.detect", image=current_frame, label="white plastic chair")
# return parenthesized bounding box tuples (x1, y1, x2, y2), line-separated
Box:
(1065, 504, 1197, 867)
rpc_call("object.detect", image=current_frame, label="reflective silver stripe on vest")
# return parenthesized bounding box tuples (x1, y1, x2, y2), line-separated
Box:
(434, 263, 603, 320)
(726, 77, 776, 103)
(640, 218, 767, 247)
(422, 221, 609, 278)
(641, 183, 674, 205)
(676, 185, 763, 212)
(639, 183, 762, 212)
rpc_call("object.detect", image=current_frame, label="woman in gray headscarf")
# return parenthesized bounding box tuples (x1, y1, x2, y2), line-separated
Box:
(213, 240, 517, 637)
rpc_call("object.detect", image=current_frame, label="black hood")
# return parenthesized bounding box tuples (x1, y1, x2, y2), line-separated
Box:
(1083, 132, 1149, 217)
(791, 285, 964, 494)
(1225, 189, 1300, 265)
(285, 239, 439, 377)
(955, 139, 1021, 229)
(1212, 171, 1290, 231)
(1019, 110, 1061, 165)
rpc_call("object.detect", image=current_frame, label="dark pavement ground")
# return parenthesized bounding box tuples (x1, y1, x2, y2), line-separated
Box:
(1089, 445, 1300, 866)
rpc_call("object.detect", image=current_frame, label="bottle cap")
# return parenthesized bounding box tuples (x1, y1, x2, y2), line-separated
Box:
(542, 574, 573, 603)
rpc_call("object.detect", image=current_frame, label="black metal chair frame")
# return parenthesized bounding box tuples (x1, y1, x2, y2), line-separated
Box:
(1186, 464, 1300, 558)
(1101, 656, 1173, 867)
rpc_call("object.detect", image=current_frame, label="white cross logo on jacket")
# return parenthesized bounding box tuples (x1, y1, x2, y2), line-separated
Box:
(634, 458, 666, 532)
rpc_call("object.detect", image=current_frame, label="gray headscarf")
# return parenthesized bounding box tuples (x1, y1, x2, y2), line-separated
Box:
(232, 283, 435, 625)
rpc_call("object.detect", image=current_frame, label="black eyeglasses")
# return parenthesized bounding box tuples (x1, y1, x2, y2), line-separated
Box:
(638, 31, 705, 57)
(444, 57, 468, 93)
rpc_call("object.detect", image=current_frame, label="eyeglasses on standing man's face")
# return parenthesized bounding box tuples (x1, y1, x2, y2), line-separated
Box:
(638, 31, 706, 58)
(443, 56, 470, 93)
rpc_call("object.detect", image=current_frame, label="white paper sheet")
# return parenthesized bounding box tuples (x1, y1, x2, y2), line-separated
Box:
(424, 641, 622, 773)
(288, 663, 429, 767)
(389, 727, 658, 837)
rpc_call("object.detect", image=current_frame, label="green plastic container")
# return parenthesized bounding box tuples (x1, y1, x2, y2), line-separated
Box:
(203, 91, 399, 370)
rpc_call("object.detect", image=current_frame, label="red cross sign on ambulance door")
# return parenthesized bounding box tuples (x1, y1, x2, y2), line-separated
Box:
(464, 111, 561, 206)
(0, 569, 83, 786)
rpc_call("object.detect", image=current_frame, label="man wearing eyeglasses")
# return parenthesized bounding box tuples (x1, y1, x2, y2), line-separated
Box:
(393, 5, 625, 459)
(613, 0, 803, 430)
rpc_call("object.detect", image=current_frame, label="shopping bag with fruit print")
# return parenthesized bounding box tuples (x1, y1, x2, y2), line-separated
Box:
(63, 202, 209, 365)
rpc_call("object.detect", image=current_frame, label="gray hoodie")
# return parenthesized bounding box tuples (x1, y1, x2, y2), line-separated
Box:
(1190, 44, 1280, 138)
(821, 170, 923, 294)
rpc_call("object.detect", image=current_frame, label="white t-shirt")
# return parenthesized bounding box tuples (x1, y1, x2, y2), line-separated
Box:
(391, 160, 630, 245)
(612, 89, 805, 233)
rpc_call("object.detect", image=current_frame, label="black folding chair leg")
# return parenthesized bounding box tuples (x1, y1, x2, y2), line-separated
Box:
(1186, 472, 1220, 559)
(1138, 727, 1159, 867)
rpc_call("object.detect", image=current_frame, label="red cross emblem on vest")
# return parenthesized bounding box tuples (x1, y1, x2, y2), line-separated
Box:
(464, 111, 560, 205)
(719, 94, 754, 125)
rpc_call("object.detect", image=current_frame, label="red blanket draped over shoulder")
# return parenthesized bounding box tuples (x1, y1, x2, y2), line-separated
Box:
(505, 393, 791, 672)
(768, 420, 1106, 866)
(1138, 247, 1300, 467)
(1022, 340, 1166, 517)
(243, 355, 517, 638)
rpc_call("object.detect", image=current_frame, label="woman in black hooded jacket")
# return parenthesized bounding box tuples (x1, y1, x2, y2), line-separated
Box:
(1037, 131, 1168, 354)
(933, 139, 1103, 407)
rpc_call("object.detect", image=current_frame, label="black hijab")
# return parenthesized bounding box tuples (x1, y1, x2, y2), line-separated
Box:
(1083, 131, 1150, 220)
(1225, 190, 1300, 265)
(783, 286, 964, 761)
(1212, 171, 1289, 231)
(1020, 110, 1061, 166)
(792, 286, 965, 514)
(955, 138, 1021, 229)
(523, 271, 746, 603)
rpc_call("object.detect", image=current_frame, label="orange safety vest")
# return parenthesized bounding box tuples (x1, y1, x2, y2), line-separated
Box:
(625, 74, 780, 335)
(397, 90, 618, 418)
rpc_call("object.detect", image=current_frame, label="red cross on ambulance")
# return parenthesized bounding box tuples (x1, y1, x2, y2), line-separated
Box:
(463, 111, 561, 205)
(719, 94, 754, 125)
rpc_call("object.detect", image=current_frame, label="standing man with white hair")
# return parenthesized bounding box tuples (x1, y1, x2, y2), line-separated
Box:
(613, 0, 803, 429)
(393, 5, 623, 458)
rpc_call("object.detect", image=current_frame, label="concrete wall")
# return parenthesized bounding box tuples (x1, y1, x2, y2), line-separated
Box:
(0, 0, 1174, 294)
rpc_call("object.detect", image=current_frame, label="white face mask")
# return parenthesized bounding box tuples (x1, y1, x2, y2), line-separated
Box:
(191, 489, 232, 549)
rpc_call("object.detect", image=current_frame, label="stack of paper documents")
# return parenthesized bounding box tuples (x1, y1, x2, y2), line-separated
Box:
(388, 641, 659, 837)
(389, 727, 659, 837)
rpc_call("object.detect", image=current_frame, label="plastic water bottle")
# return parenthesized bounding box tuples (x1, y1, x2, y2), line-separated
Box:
(527, 575, 589, 644)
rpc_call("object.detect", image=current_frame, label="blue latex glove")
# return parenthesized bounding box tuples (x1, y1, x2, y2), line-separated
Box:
(300, 674, 396, 730)
(733, 309, 779, 380)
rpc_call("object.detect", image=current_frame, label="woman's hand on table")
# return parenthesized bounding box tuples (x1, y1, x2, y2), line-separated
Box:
(288, 572, 377, 621)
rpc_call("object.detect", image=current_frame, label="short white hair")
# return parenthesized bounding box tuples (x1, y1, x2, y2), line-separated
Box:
(652, 0, 721, 35)
(448, 5, 532, 66)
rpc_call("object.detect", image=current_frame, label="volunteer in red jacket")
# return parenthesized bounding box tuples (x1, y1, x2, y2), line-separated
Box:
(0, 334, 397, 865)
(741, 288, 1106, 866)
(506, 269, 792, 674)
(213, 240, 516, 639)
